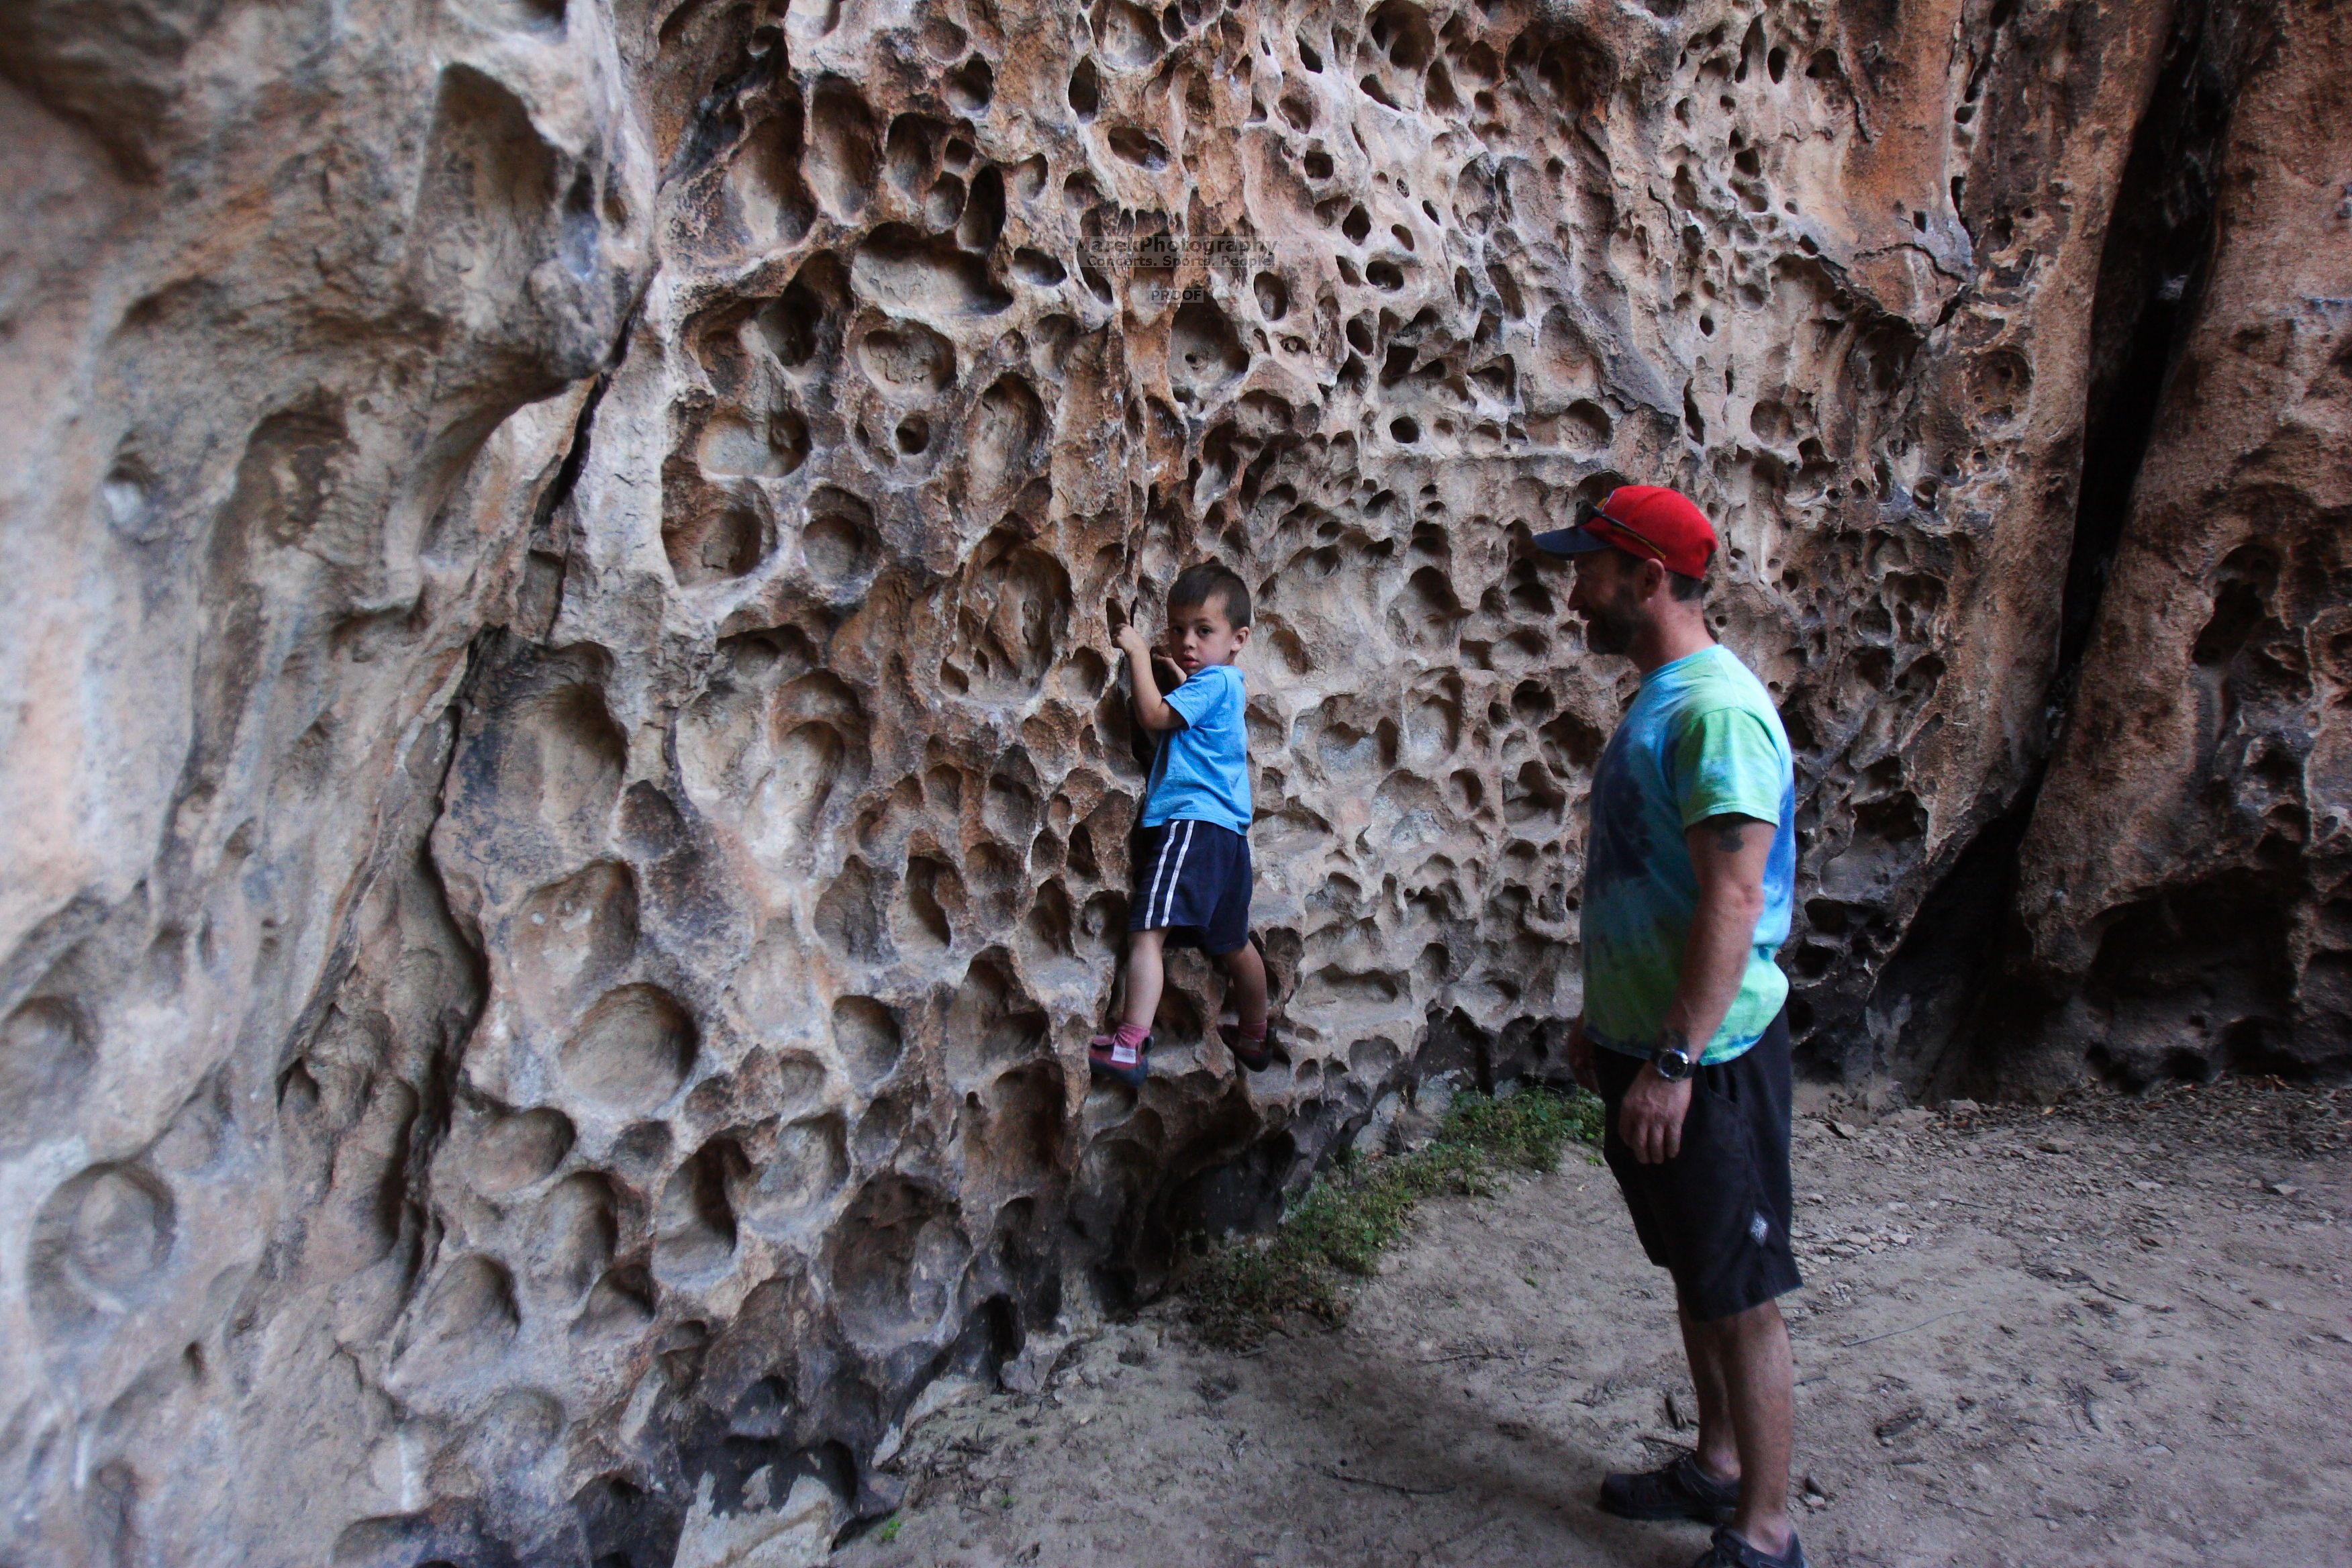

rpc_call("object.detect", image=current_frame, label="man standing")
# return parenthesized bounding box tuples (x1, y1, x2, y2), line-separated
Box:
(1536, 485, 1806, 1568)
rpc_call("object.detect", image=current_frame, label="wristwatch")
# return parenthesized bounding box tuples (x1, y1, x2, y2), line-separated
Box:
(1649, 1038, 1698, 1082)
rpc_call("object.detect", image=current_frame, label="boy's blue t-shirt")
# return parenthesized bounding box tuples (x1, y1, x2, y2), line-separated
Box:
(1582, 643, 1796, 1064)
(1142, 664, 1251, 834)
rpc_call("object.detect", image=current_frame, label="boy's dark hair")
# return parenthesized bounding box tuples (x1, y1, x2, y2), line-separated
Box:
(1167, 561, 1252, 628)
(1667, 568, 1706, 603)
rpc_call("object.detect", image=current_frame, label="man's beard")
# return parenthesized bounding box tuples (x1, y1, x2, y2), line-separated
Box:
(1579, 585, 1640, 654)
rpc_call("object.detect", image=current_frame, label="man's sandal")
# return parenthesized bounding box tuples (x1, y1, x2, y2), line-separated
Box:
(1597, 1453, 1738, 1525)
(1690, 1526, 1808, 1568)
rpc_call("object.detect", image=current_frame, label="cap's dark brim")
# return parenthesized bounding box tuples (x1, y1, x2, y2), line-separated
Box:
(1532, 525, 1613, 556)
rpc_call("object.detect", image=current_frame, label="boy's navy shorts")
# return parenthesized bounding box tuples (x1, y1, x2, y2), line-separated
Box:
(1594, 1008, 1802, 1323)
(1128, 819, 1251, 955)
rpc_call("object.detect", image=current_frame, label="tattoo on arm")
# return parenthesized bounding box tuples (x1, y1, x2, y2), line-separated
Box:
(1712, 820, 1747, 854)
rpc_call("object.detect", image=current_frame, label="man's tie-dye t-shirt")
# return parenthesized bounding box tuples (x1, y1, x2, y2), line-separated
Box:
(1580, 643, 1796, 1065)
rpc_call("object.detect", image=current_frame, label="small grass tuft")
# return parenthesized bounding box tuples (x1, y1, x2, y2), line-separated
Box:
(1184, 1083, 1604, 1348)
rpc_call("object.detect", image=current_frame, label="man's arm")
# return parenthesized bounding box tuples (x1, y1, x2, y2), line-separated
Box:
(1618, 812, 1773, 1164)
(1114, 625, 1185, 732)
(1567, 1015, 1598, 1093)
(1663, 812, 1773, 1061)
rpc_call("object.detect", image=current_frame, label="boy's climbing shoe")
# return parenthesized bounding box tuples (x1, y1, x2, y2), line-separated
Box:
(1598, 1453, 1738, 1526)
(1218, 1020, 1277, 1072)
(1689, 1526, 1808, 1568)
(1088, 1026, 1151, 1089)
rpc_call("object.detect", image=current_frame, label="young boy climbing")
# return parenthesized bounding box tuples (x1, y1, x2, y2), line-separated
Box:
(1089, 561, 1275, 1087)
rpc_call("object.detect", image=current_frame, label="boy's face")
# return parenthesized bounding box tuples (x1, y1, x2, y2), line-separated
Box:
(1163, 595, 1249, 675)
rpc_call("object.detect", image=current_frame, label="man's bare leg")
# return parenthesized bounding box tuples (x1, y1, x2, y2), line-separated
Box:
(1687, 1297, 1796, 1555)
(1677, 1293, 1742, 1484)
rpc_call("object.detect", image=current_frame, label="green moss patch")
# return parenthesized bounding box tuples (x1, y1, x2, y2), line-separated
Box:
(1184, 1083, 1604, 1349)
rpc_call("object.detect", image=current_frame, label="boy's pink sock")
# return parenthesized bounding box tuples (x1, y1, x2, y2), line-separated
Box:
(1230, 1018, 1267, 1042)
(1106, 1022, 1150, 1063)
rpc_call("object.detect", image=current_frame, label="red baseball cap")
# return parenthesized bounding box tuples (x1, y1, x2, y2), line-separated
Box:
(1533, 485, 1718, 579)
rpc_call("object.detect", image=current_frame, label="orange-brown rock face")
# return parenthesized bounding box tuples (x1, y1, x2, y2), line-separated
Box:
(2006, 0, 2352, 1092)
(0, 0, 2330, 1559)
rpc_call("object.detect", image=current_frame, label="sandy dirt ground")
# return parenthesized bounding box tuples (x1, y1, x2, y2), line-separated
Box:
(834, 1082, 2351, 1568)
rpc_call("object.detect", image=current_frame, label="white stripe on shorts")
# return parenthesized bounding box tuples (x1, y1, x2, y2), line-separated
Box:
(1142, 822, 1181, 926)
(1155, 820, 1197, 927)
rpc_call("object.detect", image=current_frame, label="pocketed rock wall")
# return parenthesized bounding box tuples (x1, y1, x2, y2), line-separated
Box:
(0, 0, 2336, 1561)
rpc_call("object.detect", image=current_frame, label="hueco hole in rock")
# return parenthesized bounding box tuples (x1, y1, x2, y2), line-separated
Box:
(3, 0, 2348, 1563)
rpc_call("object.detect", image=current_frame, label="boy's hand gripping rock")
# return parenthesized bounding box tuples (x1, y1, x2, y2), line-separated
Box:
(1110, 601, 1183, 692)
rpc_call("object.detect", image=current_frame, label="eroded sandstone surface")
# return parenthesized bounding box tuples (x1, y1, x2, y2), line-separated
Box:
(2, 0, 2345, 1561)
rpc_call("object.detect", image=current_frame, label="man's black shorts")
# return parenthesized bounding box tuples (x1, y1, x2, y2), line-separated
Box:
(1128, 819, 1251, 955)
(1595, 1008, 1802, 1323)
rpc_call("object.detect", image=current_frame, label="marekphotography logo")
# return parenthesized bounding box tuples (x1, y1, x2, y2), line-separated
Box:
(1081, 227, 1273, 304)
